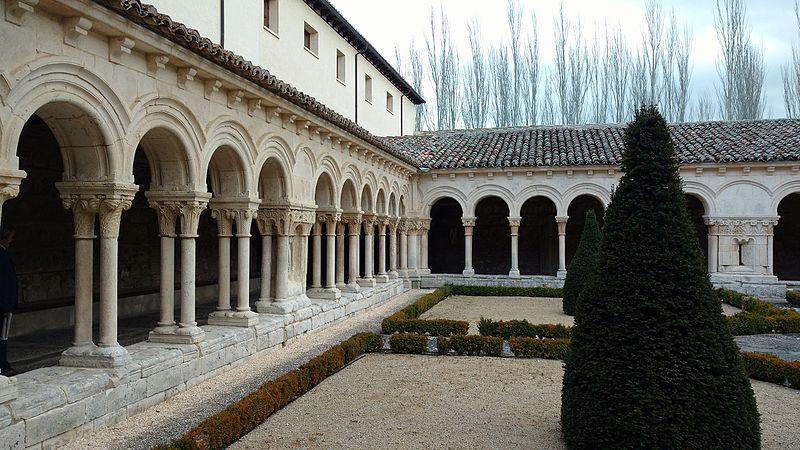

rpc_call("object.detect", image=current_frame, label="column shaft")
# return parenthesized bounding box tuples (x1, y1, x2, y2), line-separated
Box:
(236, 235, 251, 311)
(378, 231, 387, 275)
(709, 234, 719, 273)
(348, 232, 359, 284)
(275, 234, 290, 300)
(464, 234, 473, 275)
(159, 236, 175, 326)
(180, 237, 197, 327)
(74, 237, 94, 346)
(311, 229, 322, 288)
(217, 236, 231, 310)
(336, 224, 345, 287)
(260, 234, 273, 301)
(400, 232, 408, 270)
(326, 231, 336, 288)
(98, 237, 118, 347)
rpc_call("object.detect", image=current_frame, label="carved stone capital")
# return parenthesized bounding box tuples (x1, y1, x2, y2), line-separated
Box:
(210, 208, 236, 237)
(362, 214, 377, 235)
(388, 217, 401, 234)
(178, 200, 208, 237)
(64, 196, 100, 239)
(57, 183, 137, 239)
(704, 216, 779, 237)
(418, 218, 431, 232)
(148, 200, 179, 238)
(258, 207, 315, 236)
(98, 197, 133, 239)
(317, 210, 341, 235)
(555, 215, 569, 235)
(341, 213, 362, 235)
(508, 216, 522, 235)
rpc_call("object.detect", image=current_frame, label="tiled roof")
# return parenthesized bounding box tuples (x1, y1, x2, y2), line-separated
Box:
(386, 120, 800, 169)
(91, 0, 419, 166)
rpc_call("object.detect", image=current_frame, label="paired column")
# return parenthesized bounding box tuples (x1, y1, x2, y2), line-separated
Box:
(58, 185, 138, 367)
(398, 219, 409, 278)
(462, 217, 476, 276)
(341, 213, 362, 292)
(509, 217, 521, 277)
(308, 211, 341, 299)
(388, 218, 399, 279)
(335, 222, 346, 289)
(255, 215, 274, 311)
(705, 218, 719, 274)
(149, 201, 179, 334)
(418, 218, 431, 275)
(407, 220, 419, 276)
(376, 216, 389, 282)
(556, 216, 569, 278)
(358, 215, 377, 287)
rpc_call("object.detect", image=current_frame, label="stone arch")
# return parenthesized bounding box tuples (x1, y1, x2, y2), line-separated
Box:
(361, 184, 374, 213)
(376, 189, 387, 215)
(467, 186, 514, 218)
(314, 171, 337, 209)
(258, 157, 290, 207)
(771, 181, 800, 216)
(473, 196, 511, 274)
(3, 62, 130, 181)
(388, 192, 398, 217)
(316, 155, 342, 193)
(519, 196, 558, 276)
(684, 193, 709, 264)
(429, 197, 465, 274)
(561, 184, 610, 215)
(203, 122, 256, 196)
(421, 186, 468, 217)
(682, 181, 717, 216)
(775, 190, 800, 281)
(514, 185, 564, 217)
(340, 178, 360, 212)
(564, 195, 605, 269)
(399, 195, 406, 216)
(716, 180, 773, 216)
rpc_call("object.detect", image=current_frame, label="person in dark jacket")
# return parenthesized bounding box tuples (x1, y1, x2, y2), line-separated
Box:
(0, 224, 17, 377)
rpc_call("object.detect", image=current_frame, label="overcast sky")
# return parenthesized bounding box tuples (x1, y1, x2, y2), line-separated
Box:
(328, 0, 798, 119)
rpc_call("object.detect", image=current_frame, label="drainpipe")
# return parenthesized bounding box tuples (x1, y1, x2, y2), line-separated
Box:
(400, 94, 404, 135)
(354, 52, 358, 124)
(220, 0, 225, 47)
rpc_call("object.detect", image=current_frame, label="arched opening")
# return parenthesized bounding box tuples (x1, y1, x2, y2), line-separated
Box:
(519, 196, 558, 275)
(775, 193, 800, 281)
(473, 196, 510, 274)
(308, 173, 336, 289)
(257, 158, 289, 301)
(684, 194, 708, 265)
(259, 158, 287, 207)
(565, 195, 605, 267)
(340, 180, 359, 283)
(359, 185, 374, 278)
(428, 198, 464, 274)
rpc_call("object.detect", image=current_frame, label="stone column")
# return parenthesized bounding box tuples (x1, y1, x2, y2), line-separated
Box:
(174, 199, 208, 342)
(508, 216, 521, 278)
(419, 218, 431, 275)
(149, 201, 179, 334)
(60, 197, 99, 361)
(211, 208, 235, 312)
(233, 208, 258, 324)
(309, 212, 341, 299)
(399, 219, 409, 278)
(556, 216, 569, 278)
(407, 220, 420, 276)
(705, 218, 719, 273)
(388, 218, 399, 279)
(462, 217, 476, 276)
(335, 222, 346, 289)
(767, 225, 775, 276)
(310, 223, 323, 289)
(376, 216, 389, 282)
(0, 175, 22, 232)
(275, 233, 290, 301)
(255, 213, 274, 311)
(341, 213, 362, 292)
(359, 215, 377, 287)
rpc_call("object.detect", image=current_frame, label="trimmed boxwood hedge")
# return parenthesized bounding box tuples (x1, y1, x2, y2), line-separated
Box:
(382, 286, 469, 336)
(153, 332, 383, 450)
(718, 288, 800, 335)
(437, 335, 503, 356)
(787, 290, 800, 306)
(509, 337, 571, 359)
(742, 352, 800, 389)
(478, 318, 573, 340)
(389, 332, 428, 354)
(450, 284, 563, 298)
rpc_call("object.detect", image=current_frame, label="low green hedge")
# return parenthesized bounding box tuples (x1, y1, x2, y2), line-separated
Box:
(154, 332, 382, 450)
(742, 352, 800, 389)
(718, 288, 800, 335)
(787, 290, 800, 306)
(509, 337, 571, 359)
(437, 335, 503, 356)
(450, 284, 563, 298)
(478, 317, 573, 340)
(382, 286, 468, 336)
(389, 333, 428, 354)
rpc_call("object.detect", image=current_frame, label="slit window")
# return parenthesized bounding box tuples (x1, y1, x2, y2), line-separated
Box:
(263, 0, 278, 33)
(303, 22, 318, 55)
(386, 92, 394, 113)
(336, 50, 346, 82)
(364, 74, 373, 102)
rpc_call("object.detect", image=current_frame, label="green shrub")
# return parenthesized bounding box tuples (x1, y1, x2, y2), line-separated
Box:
(726, 312, 771, 335)
(742, 352, 800, 389)
(382, 318, 468, 336)
(718, 288, 800, 335)
(562, 107, 760, 449)
(381, 286, 453, 334)
(562, 210, 602, 316)
(437, 335, 503, 356)
(389, 333, 428, 354)
(786, 290, 800, 306)
(479, 318, 573, 340)
(509, 337, 570, 359)
(449, 284, 563, 298)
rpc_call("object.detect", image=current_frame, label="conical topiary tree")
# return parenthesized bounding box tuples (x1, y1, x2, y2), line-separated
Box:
(562, 210, 602, 316)
(561, 106, 760, 449)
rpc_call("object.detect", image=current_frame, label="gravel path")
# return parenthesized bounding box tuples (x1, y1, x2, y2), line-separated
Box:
(419, 295, 573, 334)
(69, 289, 432, 450)
(233, 354, 800, 450)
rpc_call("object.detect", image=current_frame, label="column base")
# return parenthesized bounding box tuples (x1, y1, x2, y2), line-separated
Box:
(207, 310, 260, 327)
(397, 269, 408, 278)
(375, 274, 389, 283)
(149, 324, 206, 344)
(557, 269, 567, 279)
(0, 376, 17, 402)
(418, 268, 432, 275)
(509, 269, 520, 278)
(60, 343, 131, 368)
(388, 271, 399, 279)
(307, 287, 342, 300)
(257, 295, 312, 314)
(340, 282, 361, 293)
(358, 278, 377, 288)
(462, 269, 475, 276)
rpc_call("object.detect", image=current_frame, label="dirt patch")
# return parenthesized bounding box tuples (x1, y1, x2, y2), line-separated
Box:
(233, 355, 800, 450)
(419, 295, 572, 334)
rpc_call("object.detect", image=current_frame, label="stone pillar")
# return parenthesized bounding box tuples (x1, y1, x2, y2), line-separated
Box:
(309, 212, 341, 299)
(233, 208, 258, 323)
(407, 220, 420, 276)
(419, 218, 431, 275)
(149, 201, 179, 334)
(175, 199, 208, 342)
(556, 216, 569, 278)
(388, 218, 399, 279)
(705, 218, 719, 273)
(375, 217, 389, 282)
(310, 224, 323, 289)
(275, 233, 290, 301)
(508, 216, 521, 278)
(359, 215, 377, 287)
(341, 213, 362, 292)
(399, 220, 409, 278)
(462, 217, 476, 276)
(0, 174, 23, 231)
(255, 215, 274, 311)
(335, 222, 346, 289)
(211, 208, 234, 312)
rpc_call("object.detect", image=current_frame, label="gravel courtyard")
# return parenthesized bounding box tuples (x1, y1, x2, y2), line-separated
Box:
(232, 354, 800, 450)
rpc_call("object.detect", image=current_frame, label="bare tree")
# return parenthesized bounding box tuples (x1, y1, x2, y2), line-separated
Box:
(425, 7, 460, 130)
(490, 45, 514, 126)
(588, 27, 611, 123)
(506, 0, 524, 125)
(606, 26, 631, 122)
(642, 0, 665, 106)
(692, 91, 716, 121)
(521, 11, 540, 125)
(462, 20, 490, 128)
(783, 0, 800, 118)
(552, 4, 590, 124)
(715, 0, 765, 120)
(395, 42, 429, 131)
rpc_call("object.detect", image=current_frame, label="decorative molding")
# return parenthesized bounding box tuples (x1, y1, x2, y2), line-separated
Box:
(63, 17, 92, 47)
(5, 0, 38, 26)
(705, 217, 779, 237)
(247, 98, 262, 117)
(177, 67, 197, 89)
(204, 79, 222, 100)
(148, 201, 179, 238)
(210, 208, 236, 237)
(226, 89, 245, 109)
(109, 36, 135, 64)
(146, 54, 169, 76)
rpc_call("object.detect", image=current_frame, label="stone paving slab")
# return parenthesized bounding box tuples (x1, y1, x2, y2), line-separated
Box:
(735, 334, 800, 361)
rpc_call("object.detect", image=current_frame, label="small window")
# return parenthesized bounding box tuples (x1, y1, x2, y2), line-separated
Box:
(303, 22, 318, 55)
(386, 92, 394, 113)
(336, 50, 346, 82)
(263, 0, 278, 33)
(364, 74, 373, 102)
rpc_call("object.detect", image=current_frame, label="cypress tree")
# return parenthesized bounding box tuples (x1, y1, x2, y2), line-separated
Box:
(560, 106, 760, 449)
(562, 210, 602, 316)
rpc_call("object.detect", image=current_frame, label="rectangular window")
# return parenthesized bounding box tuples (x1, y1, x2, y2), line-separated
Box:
(364, 74, 372, 102)
(386, 92, 394, 113)
(303, 22, 318, 55)
(336, 50, 346, 82)
(263, 0, 278, 33)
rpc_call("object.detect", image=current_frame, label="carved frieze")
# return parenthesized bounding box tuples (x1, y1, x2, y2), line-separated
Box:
(705, 217, 779, 237)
